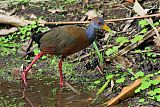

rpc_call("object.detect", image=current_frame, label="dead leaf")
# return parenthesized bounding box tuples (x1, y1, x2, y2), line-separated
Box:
(103, 33, 110, 41)
(48, 9, 64, 13)
(95, 66, 104, 76)
(80, 15, 87, 21)
(124, 0, 135, 4)
(153, 36, 160, 47)
(107, 79, 142, 106)
(133, 1, 146, 16)
(155, 76, 160, 80)
(0, 10, 8, 15)
(38, 19, 46, 26)
(0, 1, 9, 9)
(29, 14, 37, 19)
(21, 5, 25, 10)
(123, 14, 138, 31)
(0, 9, 16, 16)
(85, 9, 98, 20)
(64, 82, 80, 95)
(133, 1, 160, 45)
(83, 0, 89, 4)
(113, 55, 132, 69)
(110, 79, 114, 91)
(30, 0, 49, 3)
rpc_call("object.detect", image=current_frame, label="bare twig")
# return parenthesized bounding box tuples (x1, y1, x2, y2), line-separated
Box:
(0, 13, 159, 27)
(40, 13, 160, 25)
(64, 82, 80, 95)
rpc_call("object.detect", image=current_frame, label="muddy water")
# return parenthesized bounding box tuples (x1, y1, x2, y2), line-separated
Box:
(0, 79, 92, 107)
(0, 79, 129, 107)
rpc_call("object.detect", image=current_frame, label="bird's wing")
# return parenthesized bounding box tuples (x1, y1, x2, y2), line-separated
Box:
(39, 26, 87, 55)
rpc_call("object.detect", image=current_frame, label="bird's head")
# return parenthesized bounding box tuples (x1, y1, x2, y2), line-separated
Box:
(91, 17, 111, 32)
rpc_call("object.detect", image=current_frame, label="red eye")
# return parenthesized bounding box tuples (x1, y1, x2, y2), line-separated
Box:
(97, 22, 102, 25)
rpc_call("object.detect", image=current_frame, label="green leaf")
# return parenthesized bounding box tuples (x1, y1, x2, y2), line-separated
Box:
(154, 88, 160, 93)
(106, 74, 114, 79)
(155, 95, 160, 101)
(130, 35, 143, 43)
(94, 80, 101, 84)
(135, 71, 144, 78)
(42, 55, 47, 59)
(135, 88, 141, 93)
(151, 53, 157, 57)
(140, 28, 147, 33)
(131, 77, 135, 81)
(158, 70, 160, 74)
(153, 22, 159, 26)
(116, 37, 129, 45)
(146, 74, 154, 78)
(106, 46, 119, 56)
(145, 46, 152, 51)
(150, 80, 160, 85)
(138, 19, 148, 27)
(116, 77, 125, 83)
(147, 52, 152, 57)
(33, 49, 40, 54)
(134, 49, 141, 53)
(138, 98, 145, 103)
(93, 41, 103, 65)
(27, 32, 31, 36)
(96, 79, 110, 95)
(140, 81, 151, 90)
(148, 90, 156, 96)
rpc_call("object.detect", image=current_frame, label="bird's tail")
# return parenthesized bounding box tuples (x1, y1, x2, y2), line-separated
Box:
(32, 32, 44, 46)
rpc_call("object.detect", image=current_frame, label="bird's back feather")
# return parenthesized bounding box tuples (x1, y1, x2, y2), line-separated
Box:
(38, 25, 91, 57)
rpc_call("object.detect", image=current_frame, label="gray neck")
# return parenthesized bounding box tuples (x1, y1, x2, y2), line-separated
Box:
(86, 24, 96, 43)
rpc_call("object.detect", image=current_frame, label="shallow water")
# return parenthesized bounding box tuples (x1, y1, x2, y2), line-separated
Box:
(0, 79, 130, 107)
(0, 79, 92, 107)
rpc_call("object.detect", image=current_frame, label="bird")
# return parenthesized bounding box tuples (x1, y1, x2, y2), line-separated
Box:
(22, 17, 111, 87)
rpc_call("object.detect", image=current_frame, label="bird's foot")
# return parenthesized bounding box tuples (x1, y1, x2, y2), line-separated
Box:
(21, 72, 27, 86)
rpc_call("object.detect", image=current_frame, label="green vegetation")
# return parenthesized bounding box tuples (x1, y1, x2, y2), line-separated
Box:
(93, 41, 103, 65)
(0, 21, 39, 56)
(135, 71, 160, 102)
(0, 97, 24, 107)
(0, 1, 159, 106)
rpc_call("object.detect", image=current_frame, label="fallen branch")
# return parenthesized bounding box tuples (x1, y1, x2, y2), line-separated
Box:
(41, 13, 160, 25)
(0, 13, 159, 27)
(98, 76, 160, 106)
(0, 14, 33, 26)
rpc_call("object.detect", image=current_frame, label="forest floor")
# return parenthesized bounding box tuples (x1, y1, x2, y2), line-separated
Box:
(0, 0, 160, 107)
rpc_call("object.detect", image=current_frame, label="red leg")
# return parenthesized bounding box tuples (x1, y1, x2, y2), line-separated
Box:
(22, 52, 44, 85)
(58, 58, 64, 87)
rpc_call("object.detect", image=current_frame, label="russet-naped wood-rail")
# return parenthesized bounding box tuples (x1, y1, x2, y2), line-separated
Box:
(22, 17, 111, 87)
